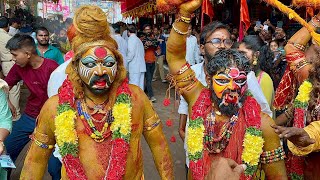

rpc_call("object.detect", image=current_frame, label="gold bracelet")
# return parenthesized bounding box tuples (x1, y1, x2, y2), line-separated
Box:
(172, 23, 188, 35)
(175, 18, 191, 24)
(288, 41, 306, 51)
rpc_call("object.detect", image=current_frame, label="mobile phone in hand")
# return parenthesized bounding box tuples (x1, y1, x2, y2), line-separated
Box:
(277, 21, 283, 28)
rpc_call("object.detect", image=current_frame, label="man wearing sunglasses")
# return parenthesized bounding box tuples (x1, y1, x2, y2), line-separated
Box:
(178, 21, 272, 178)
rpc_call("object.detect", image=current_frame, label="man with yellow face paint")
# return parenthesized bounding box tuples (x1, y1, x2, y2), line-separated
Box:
(165, 0, 287, 179)
(20, 5, 173, 180)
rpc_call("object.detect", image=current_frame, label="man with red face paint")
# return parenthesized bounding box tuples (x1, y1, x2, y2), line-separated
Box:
(166, 0, 287, 179)
(178, 21, 273, 177)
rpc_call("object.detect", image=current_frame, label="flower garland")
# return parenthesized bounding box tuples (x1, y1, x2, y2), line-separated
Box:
(286, 80, 313, 179)
(293, 80, 313, 128)
(187, 89, 264, 180)
(55, 77, 132, 180)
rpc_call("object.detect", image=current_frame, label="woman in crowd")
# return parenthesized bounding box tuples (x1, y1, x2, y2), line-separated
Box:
(238, 35, 275, 108)
(269, 40, 287, 89)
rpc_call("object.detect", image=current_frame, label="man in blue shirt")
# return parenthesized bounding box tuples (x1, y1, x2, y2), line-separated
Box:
(35, 27, 64, 65)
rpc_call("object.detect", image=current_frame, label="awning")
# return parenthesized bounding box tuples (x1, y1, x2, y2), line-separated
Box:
(121, 0, 149, 13)
(122, 0, 156, 18)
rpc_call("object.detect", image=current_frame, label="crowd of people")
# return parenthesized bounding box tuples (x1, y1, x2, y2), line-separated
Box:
(0, 1, 319, 180)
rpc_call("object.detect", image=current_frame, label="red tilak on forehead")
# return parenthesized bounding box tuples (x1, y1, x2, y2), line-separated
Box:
(94, 47, 108, 59)
(228, 67, 240, 78)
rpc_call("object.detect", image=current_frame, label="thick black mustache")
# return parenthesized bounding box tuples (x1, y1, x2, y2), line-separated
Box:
(221, 89, 241, 98)
(89, 74, 112, 87)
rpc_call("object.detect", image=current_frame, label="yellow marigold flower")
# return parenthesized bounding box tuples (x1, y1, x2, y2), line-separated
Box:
(55, 110, 78, 146)
(112, 103, 132, 135)
(187, 125, 205, 155)
(296, 81, 312, 103)
(242, 134, 264, 166)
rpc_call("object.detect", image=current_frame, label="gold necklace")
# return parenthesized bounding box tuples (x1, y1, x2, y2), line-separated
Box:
(84, 96, 109, 115)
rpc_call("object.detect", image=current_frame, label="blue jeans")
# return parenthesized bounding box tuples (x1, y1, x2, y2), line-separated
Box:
(145, 62, 155, 98)
(5, 113, 61, 179)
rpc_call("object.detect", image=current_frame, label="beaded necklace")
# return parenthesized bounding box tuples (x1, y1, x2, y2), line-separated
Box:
(204, 111, 238, 153)
(77, 100, 114, 142)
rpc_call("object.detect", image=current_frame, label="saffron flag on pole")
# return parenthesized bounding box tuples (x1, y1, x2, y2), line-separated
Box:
(239, 0, 250, 41)
(201, 0, 214, 29)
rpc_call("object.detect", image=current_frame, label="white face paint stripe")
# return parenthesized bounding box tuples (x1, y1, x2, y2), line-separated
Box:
(79, 64, 91, 80)
(111, 63, 117, 77)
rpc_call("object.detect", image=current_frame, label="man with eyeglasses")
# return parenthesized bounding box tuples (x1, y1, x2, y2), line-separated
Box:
(178, 21, 272, 178)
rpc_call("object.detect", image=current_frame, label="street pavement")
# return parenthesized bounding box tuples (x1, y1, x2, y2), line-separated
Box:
(11, 78, 187, 179)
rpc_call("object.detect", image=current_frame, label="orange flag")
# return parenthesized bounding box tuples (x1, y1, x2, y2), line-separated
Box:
(201, 0, 214, 29)
(239, 0, 250, 41)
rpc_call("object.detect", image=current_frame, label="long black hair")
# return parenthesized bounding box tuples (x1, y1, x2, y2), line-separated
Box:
(241, 35, 274, 75)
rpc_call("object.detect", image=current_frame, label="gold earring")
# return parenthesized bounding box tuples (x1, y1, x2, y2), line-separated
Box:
(252, 57, 258, 66)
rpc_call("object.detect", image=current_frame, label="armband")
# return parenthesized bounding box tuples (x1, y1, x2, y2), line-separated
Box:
(144, 114, 161, 131)
(260, 146, 285, 164)
(32, 129, 55, 149)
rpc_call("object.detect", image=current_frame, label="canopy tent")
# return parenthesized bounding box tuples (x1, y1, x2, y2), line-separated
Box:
(121, 0, 156, 18)
(121, 0, 149, 13)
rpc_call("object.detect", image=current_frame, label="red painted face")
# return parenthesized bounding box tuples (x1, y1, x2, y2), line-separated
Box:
(212, 67, 248, 105)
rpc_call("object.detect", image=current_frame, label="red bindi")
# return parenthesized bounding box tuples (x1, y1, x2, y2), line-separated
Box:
(228, 68, 240, 78)
(94, 47, 108, 59)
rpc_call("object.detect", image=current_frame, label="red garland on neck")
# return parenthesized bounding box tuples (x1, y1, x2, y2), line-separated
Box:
(189, 89, 262, 180)
(58, 77, 75, 106)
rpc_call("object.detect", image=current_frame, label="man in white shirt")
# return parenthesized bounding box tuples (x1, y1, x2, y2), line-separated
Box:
(186, 25, 200, 65)
(8, 18, 21, 36)
(126, 24, 146, 90)
(122, 28, 129, 42)
(112, 24, 128, 69)
(0, 16, 21, 120)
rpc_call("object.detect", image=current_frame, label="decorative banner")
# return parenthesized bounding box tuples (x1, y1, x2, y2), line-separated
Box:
(122, 1, 157, 18)
(239, 0, 250, 41)
(38, 0, 71, 19)
(293, 0, 320, 8)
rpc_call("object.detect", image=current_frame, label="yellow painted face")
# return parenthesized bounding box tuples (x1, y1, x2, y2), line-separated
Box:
(78, 46, 117, 94)
(212, 67, 247, 105)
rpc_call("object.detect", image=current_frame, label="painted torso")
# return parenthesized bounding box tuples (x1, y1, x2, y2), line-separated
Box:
(60, 87, 146, 179)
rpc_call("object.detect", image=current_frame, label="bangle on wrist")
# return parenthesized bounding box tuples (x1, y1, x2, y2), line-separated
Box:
(172, 22, 189, 35)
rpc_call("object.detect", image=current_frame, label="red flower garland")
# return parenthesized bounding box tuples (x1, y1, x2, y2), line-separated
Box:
(293, 108, 305, 128)
(62, 155, 88, 180)
(105, 139, 130, 179)
(243, 96, 261, 128)
(58, 78, 132, 180)
(58, 77, 75, 106)
(189, 159, 205, 180)
(189, 89, 262, 180)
